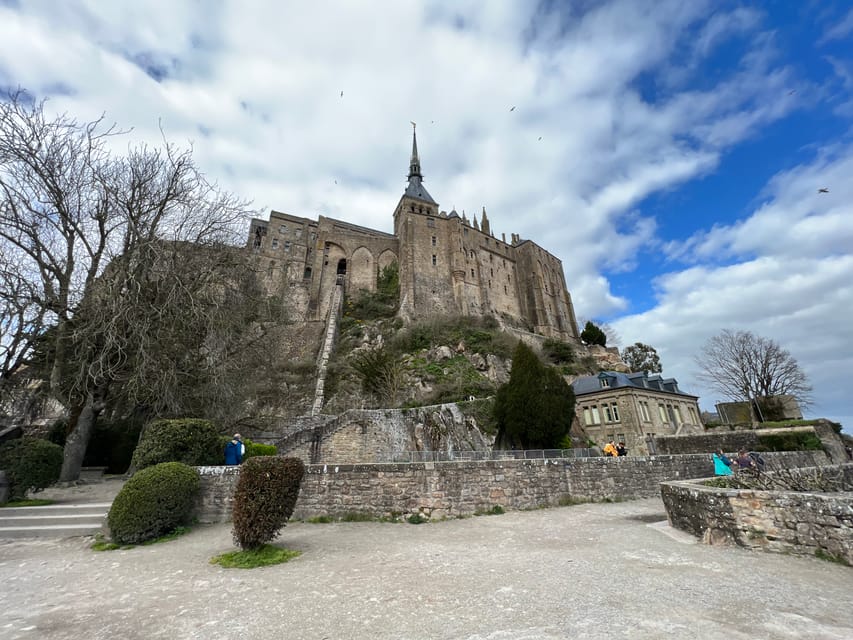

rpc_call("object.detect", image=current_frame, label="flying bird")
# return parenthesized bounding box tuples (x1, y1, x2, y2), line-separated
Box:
(509, 106, 516, 111)
(818, 187, 829, 193)
(340, 91, 344, 97)
(788, 89, 796, 95)
(538, 136, 542, 141)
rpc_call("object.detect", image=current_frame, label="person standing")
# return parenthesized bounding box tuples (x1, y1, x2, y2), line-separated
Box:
(603, 441, 618, 457)
(225, 434, 245, 465)
(713, 450, 733, 476)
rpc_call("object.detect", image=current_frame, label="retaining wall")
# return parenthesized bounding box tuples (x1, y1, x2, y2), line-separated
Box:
(193, 450, 826, 524)
(660, 463, 853, 564)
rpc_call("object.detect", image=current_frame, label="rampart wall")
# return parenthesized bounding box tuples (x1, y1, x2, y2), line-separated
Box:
(192, 450, 827, 524)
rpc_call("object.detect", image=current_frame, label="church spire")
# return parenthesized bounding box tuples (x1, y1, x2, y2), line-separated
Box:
(408, 122, 422, 180)
(402, 122, 436, 204)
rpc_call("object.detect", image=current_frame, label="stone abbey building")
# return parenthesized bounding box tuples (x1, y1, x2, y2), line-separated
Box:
(248, 128, 580, 342)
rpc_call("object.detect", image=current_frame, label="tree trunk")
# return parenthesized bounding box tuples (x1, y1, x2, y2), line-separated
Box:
(58, 390, 103, 482)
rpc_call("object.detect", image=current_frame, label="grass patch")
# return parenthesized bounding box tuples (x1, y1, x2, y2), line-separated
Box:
(815, 548, 849, 566)
(210, 544, 301, 569)
(89, 526, 191, 552)
(339, 511, 376, 522)
(0, 498, 54, 508)
(474, 505, 505, 516)
(306, 515, 334, 524)
(407, 513, 427, 524)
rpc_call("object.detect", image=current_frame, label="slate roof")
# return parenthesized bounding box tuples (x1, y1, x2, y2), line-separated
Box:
(571, 371, 698, 399)
(404, 177, 436, 204)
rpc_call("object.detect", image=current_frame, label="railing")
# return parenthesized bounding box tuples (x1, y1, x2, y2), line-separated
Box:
(378, 448, 600, 464)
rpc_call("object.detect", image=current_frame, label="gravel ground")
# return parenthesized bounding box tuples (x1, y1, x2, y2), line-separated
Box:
(1, 493, 852, 640)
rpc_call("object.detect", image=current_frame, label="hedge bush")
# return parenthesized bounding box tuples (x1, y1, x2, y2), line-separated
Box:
(0, 438, 63, 501)
(756, 431, 823, 452)
(130, 419, 222, 471)
(232, 456, 305, 550)
(217, 437, 278, 462)
(107, 462, 199, 544)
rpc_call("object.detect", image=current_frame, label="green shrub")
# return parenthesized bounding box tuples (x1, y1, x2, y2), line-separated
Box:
(542, 338, 575, 364)
(756, 431, 823, 452)
(130, 418, 223, 471)
(232, 456, 305, 550)
(0, 438, 63, 500)
(107, 462, 199, 544)
(244, 441, 277, 458)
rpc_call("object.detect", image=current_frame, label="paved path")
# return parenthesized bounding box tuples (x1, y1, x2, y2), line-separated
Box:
(1, 497, 851, 640)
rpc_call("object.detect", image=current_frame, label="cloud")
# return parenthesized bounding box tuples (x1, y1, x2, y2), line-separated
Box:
(613, 146, 853, 424)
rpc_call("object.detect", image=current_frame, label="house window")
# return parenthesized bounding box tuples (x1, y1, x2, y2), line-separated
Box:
(604, 405, 613, 422)
(279, 224, 288, 234)
(674, 406, 683, 424)
(591, 405, 601, 424)
(310, 232, 317, 242)
(583, 408, 592, 425)
(611, 403, 620, 422)
(284, 241, 291, 252)
(639, 401, 651, 422)
(600, 378, 610, 388)
(296, 228, 303, 239)
(271, 238, 279, 249)
(688, 406, 698, 424)
(658, 404, 667, 422)
(432, 255, 437, 266)
(431, 236, 437, 246)
(617, 433, 625, 443)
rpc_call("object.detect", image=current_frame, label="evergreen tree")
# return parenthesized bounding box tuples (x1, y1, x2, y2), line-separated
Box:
(622, 342, 662, 373)
(494, 342, 576, 449)
(581, 321, 607, 347)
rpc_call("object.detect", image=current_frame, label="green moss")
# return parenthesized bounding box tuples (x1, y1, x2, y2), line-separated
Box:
(0, 498, 53, 508)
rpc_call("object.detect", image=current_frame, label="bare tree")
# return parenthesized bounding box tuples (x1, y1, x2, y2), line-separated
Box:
(0, 90, 263, 480)
(695, 330, 812, 421)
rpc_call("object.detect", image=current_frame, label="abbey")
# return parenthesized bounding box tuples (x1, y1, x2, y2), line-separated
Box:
(247, 128, 580, 342)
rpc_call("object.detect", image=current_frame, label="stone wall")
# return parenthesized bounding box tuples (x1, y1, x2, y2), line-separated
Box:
(192, 450, 827, 524)
(661, 463, 853, 564)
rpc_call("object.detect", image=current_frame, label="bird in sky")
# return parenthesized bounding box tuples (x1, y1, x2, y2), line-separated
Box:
(818, 187, 829, 193)
(538, 136, 542, 141)
(510, 106, 516, 111)
(340, 91, 343, 97)
(334, 180, 338, 184)
(788, 89, 796, 95)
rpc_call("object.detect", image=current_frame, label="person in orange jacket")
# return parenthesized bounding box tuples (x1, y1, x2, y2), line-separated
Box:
(603, 440, 618, 457)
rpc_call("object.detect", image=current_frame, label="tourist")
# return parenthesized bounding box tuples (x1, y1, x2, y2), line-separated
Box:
(225, 433, 245, 465)
(733, 449, 756, 473)
(713, 450, 733, 476)
(616, 442, 628, 456)
(603, 441, 618, 457)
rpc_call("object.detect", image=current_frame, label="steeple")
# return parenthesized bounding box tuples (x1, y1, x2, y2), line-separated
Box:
(481, 206, 490, 235)
(403, 122, 436, 205)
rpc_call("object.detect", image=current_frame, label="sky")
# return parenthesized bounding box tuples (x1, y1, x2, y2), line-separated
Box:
(1, 1, 851, 428)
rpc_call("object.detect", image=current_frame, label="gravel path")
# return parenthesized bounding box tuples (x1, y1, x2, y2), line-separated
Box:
(1, 496, 851, 640)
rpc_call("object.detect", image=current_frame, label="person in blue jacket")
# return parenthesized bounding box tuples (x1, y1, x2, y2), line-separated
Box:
(224, 434, 245, 465)
(713, 449, 733, 476)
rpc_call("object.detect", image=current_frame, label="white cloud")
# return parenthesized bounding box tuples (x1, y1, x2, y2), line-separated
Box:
(2, 1, 847, 423)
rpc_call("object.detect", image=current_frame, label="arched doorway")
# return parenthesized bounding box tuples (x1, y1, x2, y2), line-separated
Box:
(337, 258, 347, 275)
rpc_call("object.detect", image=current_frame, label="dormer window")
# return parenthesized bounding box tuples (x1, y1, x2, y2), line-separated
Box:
(600, 377, 611, 388)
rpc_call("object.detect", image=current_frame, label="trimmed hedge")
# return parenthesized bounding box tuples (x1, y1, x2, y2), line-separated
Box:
(130, 419, 222, 471)
(107, 462, 199, 544)
(232, 456, 305, 550)
(756, 431, 823, 452)
(0, 438, 63, 500)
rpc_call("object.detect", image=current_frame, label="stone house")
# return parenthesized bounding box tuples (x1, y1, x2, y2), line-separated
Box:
(571, 371, 703, 454)
(247, 127, 580, 342)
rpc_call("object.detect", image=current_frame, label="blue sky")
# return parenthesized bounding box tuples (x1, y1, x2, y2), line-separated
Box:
(1, 1, 851, 427)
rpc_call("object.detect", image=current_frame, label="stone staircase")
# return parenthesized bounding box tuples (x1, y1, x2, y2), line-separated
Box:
(311, 276, 345, 416)
(0, 502, 110, 539)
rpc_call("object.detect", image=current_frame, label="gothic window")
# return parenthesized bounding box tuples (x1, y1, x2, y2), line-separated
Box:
(463, 228, 468, 236)
(471, 269, 475, 277)
(507, 274, 511, 283)
(268, 260, 275, 276)
(310, 232, 317, 242)
(432, 255, 437, 266)
(284, 241, 291, 252)
(504, 285, 507, 294)
(470, 250, 475, 259)
(271, 238, 279, 249)
(490, 268, 493, 276)
(304, 267, 312, 279)
(431, 236, 436, 246)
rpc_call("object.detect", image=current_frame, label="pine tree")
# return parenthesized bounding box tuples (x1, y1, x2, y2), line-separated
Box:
(581, 321, 607, 347)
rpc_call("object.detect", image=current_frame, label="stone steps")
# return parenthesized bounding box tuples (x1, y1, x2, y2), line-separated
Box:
(0, 503, 110, 539)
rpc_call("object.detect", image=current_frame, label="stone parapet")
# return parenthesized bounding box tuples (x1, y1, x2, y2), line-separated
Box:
(192, 451, 827, 524)
(661, 463, 853, 564)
